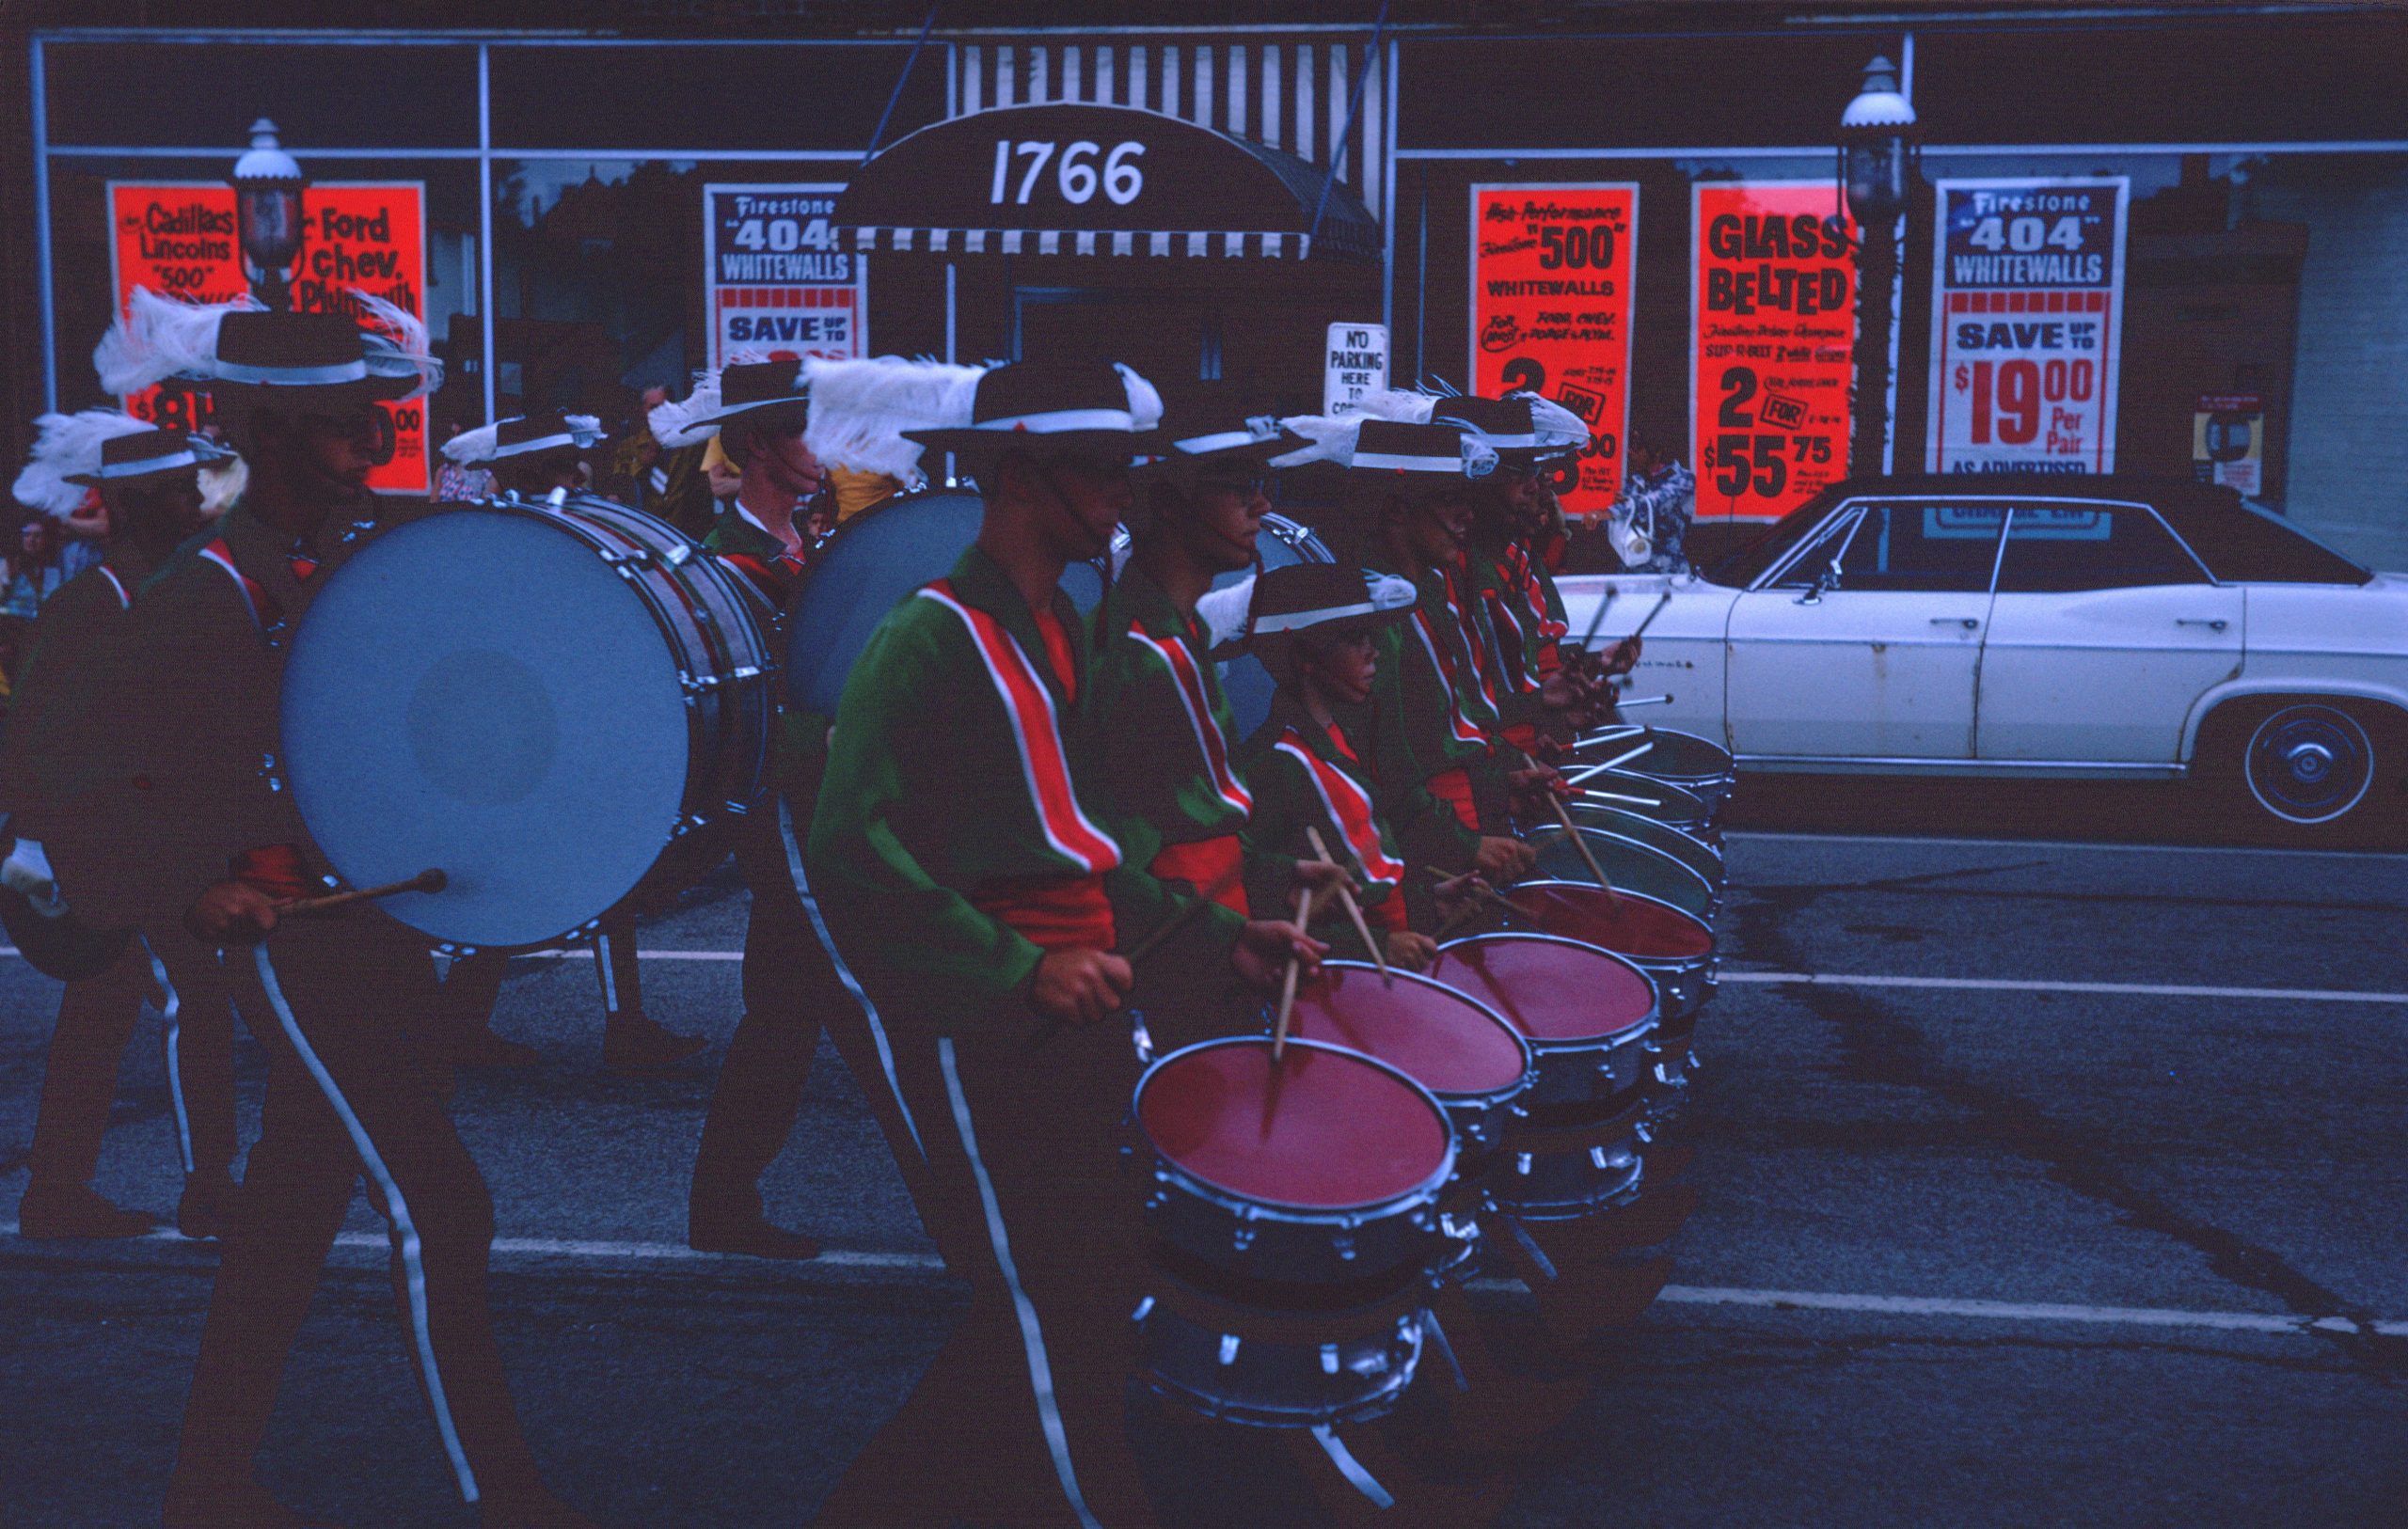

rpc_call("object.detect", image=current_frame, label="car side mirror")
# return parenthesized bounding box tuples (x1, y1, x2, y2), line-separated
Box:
(1794, 563, 1838, 606)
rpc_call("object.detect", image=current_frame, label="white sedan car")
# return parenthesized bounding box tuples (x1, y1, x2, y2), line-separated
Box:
(1559, 478, 2406, 839)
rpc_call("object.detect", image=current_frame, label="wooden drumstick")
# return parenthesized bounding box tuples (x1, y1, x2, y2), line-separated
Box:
(1514, 745, 1620, 906)
(1306, 826, 1390, 986)
(277, 868, 447, 919)
(1121, 860, 1247, 966)
(1269, 883, 1319, 1063)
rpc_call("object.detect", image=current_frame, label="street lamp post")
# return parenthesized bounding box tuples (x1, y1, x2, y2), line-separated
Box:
(1839, 55, 1920, 479)
(230, 118, 308, 311)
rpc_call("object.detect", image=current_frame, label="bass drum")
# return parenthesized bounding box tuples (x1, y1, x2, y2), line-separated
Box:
(281, 496, 773, 950)
(784, 491, 1108, 717)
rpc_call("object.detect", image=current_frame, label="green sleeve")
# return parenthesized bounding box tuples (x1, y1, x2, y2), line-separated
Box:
(1237, 747, 1310, 923)
(804, 614, 1045, 1012)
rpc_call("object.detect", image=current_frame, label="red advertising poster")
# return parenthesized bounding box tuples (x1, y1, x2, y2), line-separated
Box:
(1689, 181, 1858, 524)
(1470, 183, 1637, 516)
(109, 181, 432, 495)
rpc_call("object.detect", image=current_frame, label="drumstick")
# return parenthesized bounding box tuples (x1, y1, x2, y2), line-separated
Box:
(1269, 883, 1319, 1063)
(1306, 826, 1390, 986)
(1121, 861, 1247, 966)
(277, 868, 447, 918)
(1615, 694, 1673, 709)
(1564, 741, 1654, 785)
(1513, 743, 1619, 906)
(1626, 591, 1673, 642)
(1579, 787, 1664, 810)
(1574, 583, 1618, 654)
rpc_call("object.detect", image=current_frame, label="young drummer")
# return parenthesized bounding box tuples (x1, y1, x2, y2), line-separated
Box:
(1235, 562, 1450, 970)
(433, 411, 707, 1075)
(74, 292, 594, 1529)
(4, 413, 242, 1240)
(805, 360, 1320, 1529)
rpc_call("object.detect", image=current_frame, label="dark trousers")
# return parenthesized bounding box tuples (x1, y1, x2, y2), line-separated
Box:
(173, 915, 544, 1505)
(811, 994, 1161, 1529)
(27, 923, 237, 1189)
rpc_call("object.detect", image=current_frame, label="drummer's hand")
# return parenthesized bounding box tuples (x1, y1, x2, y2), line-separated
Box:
(1474, 836, 1536, 884)
(1385, 930, 1439, 973)
(1604, 636, 1642, 677)
(187, 879, 278, 946)
(1029, 948, 1133, 1028)
(1507, 765, 1569, 812)
(1289, 857, 1356, 901)
(1228, 920, 1328, 992)
(1539, 670, 1582, 712)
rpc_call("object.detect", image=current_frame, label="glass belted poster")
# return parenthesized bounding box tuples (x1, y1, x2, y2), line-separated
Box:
(107, 181, 433, 495)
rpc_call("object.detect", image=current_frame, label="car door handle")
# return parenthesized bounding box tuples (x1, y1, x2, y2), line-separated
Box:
(2176, 618, 2229, 632)
(1930, 617, 1978, 630)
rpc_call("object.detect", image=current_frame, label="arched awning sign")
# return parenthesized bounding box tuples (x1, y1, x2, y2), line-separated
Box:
(832, 103, 1381, 262)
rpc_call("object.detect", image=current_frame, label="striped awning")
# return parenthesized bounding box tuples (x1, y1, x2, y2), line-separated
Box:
(834, 102, 1380, 264)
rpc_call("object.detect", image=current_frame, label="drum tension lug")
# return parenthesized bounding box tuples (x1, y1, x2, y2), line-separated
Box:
(1216, 1332, 1241, 1366)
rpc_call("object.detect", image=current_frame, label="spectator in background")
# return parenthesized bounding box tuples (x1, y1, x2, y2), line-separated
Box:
(433, 420, 496, 503)
(1606, 444, 1697, 574)
(4, 513, 73, 623)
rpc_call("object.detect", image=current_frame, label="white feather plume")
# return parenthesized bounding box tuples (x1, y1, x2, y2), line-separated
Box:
(1267, 413, 1362, 470)
(349, 289, 442, 402)
(11, 409, 152, 517)
(442, 421, 501, 465)
(801, 355, 986, 486)
(648, 372, 723, 449)
(1348, 387, 1437, 425)
(1512, 390, 1592, 450)
(92, 288, 262, 397)
(1114, 362, 1164, 433)
(198, 453, 247, 516)
(563, 414, 605, 447)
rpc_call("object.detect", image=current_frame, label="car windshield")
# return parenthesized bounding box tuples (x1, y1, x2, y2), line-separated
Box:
(1707, 500, 1840, 587)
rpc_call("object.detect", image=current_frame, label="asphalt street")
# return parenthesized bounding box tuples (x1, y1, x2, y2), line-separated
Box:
(4, 778, 2405, 1528)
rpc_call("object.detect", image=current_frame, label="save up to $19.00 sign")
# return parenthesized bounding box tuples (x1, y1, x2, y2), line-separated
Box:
(108, 182, 432, 495)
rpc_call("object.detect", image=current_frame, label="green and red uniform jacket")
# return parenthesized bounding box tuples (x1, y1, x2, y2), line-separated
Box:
(1466, 527, 1571, 751)
(1085, 560, 1255, 938)
(1344, 555, 1509, 841)
(1240, 692, 1411, 941)
(705, 501, 823, 796)
(808, 544, 1192, 1020)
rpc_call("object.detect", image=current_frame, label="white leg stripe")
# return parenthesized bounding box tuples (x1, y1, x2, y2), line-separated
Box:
(939, 1037, 1101, 1529)
(782, 799, 924, 1161)
(594, 931, 622, 1014)
(143, 938, 195, 1176)
(251, 944, 481, 1505)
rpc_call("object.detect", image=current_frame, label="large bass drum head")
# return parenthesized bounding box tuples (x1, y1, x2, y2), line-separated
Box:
(282, 511, 691, 949)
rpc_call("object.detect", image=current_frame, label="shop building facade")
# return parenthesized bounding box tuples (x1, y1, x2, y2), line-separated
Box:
(10, 7, 2406, 566)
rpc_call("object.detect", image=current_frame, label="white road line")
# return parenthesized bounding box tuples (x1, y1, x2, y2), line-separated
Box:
(9, 1222, 2399, 1338)
(1717, 970, 2408, 1005)
(1724, 828, 2408, 861)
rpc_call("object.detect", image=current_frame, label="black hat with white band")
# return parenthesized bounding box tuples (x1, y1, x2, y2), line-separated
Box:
(1245, 562, 1418, 640)
(1429, 393, 1588, 464)
(902, 361, 1167, 461)
(94, 287, 442, 414)
(13, 408, 233, 514)
(648, 358, 810, 448)
(443, 410, 608, 466)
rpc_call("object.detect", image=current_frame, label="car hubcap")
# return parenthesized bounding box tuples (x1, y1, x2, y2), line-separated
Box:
(2245, 705, 2373, 825)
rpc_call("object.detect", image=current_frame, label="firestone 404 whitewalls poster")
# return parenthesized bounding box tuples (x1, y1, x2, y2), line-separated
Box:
(705, 184, 865, 368)
(1925, 176, 2129, 474)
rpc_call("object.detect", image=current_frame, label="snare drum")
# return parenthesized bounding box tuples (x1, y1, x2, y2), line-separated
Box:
(1570, 726, 1736, 811)
(1524, 826, 1718, 922)
(1427, 935, 1657, 1110)
(1133, 1037, 1455, 1285)
(1569, 771, 1719, 840)
(1280, 963, 1534, 1153)
(1561, 801, 1723, 883)
(281, 496, 773, 950)
(1495, 882, 1718, 1026)
(1135, 1270, 1429, 1429)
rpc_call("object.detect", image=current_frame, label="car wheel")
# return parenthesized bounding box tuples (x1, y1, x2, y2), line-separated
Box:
(2236, 701, 2382, 835)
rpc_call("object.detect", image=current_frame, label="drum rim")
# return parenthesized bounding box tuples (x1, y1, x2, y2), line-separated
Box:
(1502, 879, 1717, 966)
(1292, 959, 1537, 1109)
(1428, 931, 1662, 1043)
(1523, 823, 1719, 909)
(1569, 769, 1710, 816)
(1560, 801, 1723, 862)
(1574, 724, 1736, 770)
(1134, 1035, 1460, 1218)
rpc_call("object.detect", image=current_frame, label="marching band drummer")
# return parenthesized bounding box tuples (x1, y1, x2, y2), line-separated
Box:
(4, 412, 244, 1241)
(432, 411, 709, 1078)
(1083, 406, 1354, 1048)
(1279, 414, 1538, 891)
(72, 292, 598, 1529)
(804, 360, 1323, 1529)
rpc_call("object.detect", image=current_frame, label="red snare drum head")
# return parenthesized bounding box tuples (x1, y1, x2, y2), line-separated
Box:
(1509, 883, 1715, 959)
(1286, 966, 1529, 1098)
(1430, 937, 1655, 1042)
(1141, 1042, 1450, 1210)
